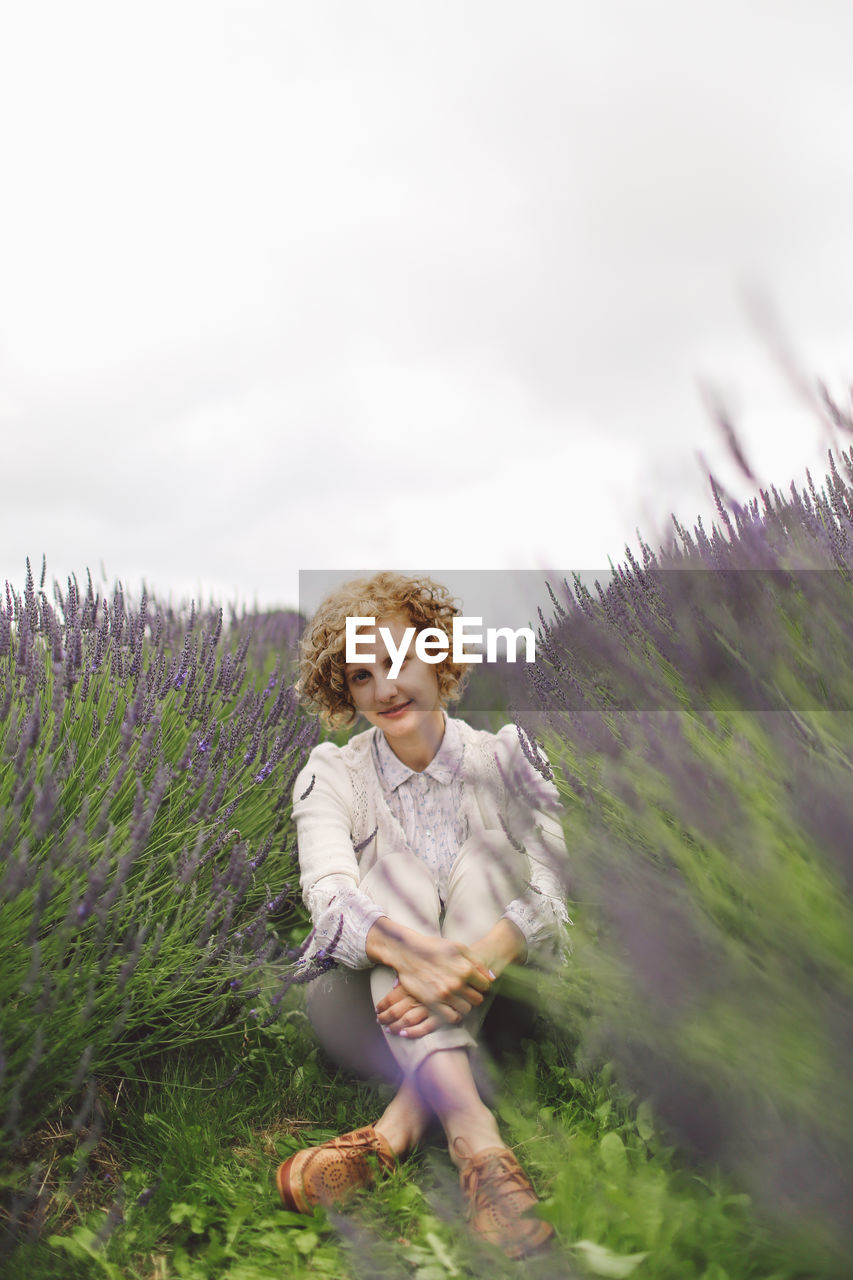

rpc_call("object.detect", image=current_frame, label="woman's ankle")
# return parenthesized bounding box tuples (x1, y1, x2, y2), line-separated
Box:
(374, 1114, 423, 1158)
(443, 1105, 504, 1167)
(374, 1085, 432, 1157)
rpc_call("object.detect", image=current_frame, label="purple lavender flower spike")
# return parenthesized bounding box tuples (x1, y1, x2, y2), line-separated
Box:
(352, 825, 378, 854)
(135, 1181, 161, 1208)
(265, 883, 291, 914)
(513, 721, 554, 782)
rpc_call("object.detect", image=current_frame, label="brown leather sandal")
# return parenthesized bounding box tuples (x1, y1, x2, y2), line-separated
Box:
(276, 1125, 397, 1213)
(458, 1144, 554, 1259)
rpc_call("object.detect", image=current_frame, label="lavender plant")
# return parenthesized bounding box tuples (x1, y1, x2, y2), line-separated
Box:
(518, 446, 853, 1267)
(0, 565, 317, 1156)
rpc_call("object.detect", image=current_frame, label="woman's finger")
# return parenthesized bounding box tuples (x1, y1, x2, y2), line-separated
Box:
(468, 964, 495, 992)
(418, 1000, 466, 1027)
(455, 944, 494, 991)
(434, 999, 467, 1023)
(384, 996, 465, 1034)
(376, 995, 417, 1024)
(375, 986, 413, 1015)
(456, 983, 485, 1007)
(385, 1004, 432, 1034)
(440, 993, 473, 1017)
(396, 1015, 441, 1039)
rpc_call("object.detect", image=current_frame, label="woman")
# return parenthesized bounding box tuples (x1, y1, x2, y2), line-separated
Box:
(276, 572, 569, 1258)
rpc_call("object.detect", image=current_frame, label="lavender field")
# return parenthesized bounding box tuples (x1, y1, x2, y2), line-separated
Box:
(2, 446, 853, 1278)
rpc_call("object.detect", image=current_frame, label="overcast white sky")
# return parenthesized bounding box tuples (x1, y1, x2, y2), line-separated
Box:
(2, 1, 852, 614)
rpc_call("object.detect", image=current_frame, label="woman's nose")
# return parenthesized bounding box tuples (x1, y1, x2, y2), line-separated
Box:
(374, 671, 398, 700)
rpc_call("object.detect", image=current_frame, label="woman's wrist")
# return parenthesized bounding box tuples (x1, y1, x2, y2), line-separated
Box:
(365, 915, 415, 970)
(473, 917, 527, 975)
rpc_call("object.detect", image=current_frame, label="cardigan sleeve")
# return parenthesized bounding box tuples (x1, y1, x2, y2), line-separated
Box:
(292, 743, 386, 969)
(493, 724, 572, 962)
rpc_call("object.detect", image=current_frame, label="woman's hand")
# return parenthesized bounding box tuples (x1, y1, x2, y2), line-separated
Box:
(375, 983, 474, 1038)
(366, 916, 528, 1039)
(466, 917, 528, 977)
(365, 920, 493, 1013)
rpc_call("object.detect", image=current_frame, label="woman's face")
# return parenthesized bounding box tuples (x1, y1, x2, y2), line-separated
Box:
(343, 613, 444, 743)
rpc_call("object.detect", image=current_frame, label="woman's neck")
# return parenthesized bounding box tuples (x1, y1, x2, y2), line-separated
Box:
(382, 709, 446, 772)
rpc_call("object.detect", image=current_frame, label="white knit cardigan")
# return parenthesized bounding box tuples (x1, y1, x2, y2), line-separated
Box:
(291, 718, 570, 968)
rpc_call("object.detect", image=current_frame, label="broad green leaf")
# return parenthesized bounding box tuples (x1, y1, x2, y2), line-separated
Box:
(225, 1206, 249, 1250)
(46, 1229, 126, 1278)
(636, 1101, 655, 1142)
(568, 1238, 649, 1277)
(294, 1228, 320, 1254)
(600, 1130, 628, 1173)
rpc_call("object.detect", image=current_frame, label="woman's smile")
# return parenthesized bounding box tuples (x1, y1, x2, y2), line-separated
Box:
(379, 699, 414, 718)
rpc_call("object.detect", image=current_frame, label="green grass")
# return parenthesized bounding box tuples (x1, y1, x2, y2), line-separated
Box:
(2, 985, 812, 1280)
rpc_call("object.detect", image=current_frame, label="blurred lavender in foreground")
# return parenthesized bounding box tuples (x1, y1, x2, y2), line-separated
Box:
(517, 444, 853, 1267)
(0, 567, 316, 1160)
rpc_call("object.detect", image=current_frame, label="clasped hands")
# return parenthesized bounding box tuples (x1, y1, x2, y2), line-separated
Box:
(366, 917, 525, 1040)
(375, 935, 493, 1039)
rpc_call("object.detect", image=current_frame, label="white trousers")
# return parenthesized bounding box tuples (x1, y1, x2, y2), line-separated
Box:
(305, 832, 529, 1081)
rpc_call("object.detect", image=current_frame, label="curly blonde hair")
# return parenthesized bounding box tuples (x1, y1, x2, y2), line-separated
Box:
(298, 572, 467, 728)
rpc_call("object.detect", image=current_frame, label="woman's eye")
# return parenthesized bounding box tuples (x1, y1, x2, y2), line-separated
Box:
(350, 670, 370, 684)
